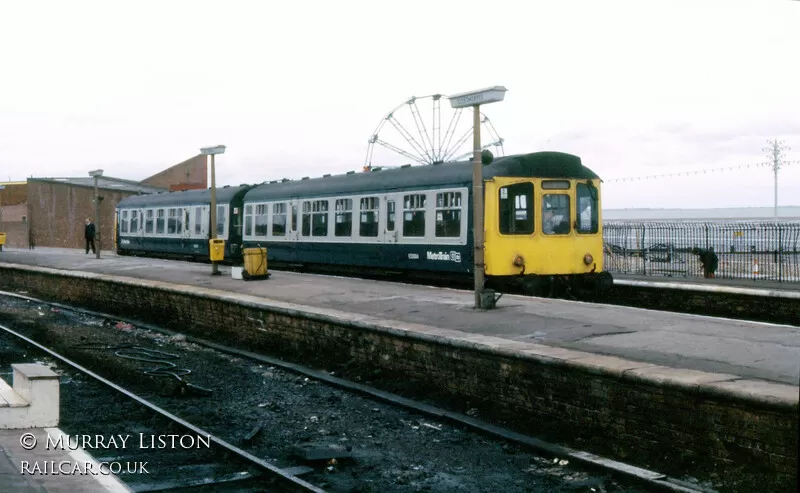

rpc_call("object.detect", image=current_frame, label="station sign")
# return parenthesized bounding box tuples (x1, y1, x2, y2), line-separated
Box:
(448, 86, 508, 109)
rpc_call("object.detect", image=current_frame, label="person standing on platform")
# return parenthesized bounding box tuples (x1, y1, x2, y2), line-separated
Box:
(84, 218, 96, 254)
(693, 247, 718, 279)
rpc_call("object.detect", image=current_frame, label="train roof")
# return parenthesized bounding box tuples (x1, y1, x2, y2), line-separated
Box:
(244, 151, 599, 202)
(116, 184, 253, 208)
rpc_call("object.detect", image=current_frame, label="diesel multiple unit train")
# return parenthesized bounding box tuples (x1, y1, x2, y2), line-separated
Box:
(115, 151, 613, 298)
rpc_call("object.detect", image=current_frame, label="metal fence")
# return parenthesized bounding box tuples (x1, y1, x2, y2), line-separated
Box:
(603, 221, 800, 282)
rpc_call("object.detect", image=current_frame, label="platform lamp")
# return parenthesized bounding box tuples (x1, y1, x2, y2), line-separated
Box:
(448, 86, 507, 310)
(200, 145, 226, 276)
(88, 169, 104, 259)
(0, 185, 5, 235)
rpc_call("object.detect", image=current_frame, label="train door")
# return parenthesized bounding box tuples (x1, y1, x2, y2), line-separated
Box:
(193, 206, 208, 257)
(288, 199, 300, 241)
(181, 207, 191, 246)
(215, 204, 228, 241)
(231, 204, 242, 241)
(287, 198, 301, 262)
(131, 209, 143, 248)
(483, 179, 536, 276)
(383, 197, 397, 244)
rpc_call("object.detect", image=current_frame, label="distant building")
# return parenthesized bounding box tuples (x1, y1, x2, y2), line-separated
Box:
(0, 155, 208, 250)
(140, 154, 207, 192)
(0, 181, 28, 248)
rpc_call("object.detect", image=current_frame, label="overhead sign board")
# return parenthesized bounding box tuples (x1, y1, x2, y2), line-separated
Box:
(448, 86, 508, 108)
(200, 145, 227, 155)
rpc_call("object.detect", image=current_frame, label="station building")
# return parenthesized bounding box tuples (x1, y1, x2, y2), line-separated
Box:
(0, 154, 207, 250)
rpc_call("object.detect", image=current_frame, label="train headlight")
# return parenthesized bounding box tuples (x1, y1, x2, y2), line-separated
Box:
(513, 255, 525, 267)
(583, 253, 593, 265)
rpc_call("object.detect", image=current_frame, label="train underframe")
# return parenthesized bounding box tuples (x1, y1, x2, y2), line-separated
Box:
(488, 271, 614, 301)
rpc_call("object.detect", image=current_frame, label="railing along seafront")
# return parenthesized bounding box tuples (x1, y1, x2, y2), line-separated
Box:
(603, 221, 800, 283)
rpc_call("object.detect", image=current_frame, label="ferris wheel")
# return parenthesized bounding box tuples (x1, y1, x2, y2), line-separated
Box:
(364, 94, 504, 170)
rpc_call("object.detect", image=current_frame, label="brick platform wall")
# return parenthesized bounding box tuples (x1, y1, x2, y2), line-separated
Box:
(609, 284, 800, 326)
(0, 265, 796, 490)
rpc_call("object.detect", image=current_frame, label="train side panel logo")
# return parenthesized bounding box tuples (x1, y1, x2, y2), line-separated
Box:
(409, 251, 461, 263)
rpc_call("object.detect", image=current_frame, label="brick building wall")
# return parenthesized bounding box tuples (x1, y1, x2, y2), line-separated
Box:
(1, 203, 28, 222)
(0, 183, 27, 206)
(0, 264, 795, 491)
(0, 183, 29, 247)
(0, 222, 28, 248)
(27, 180, 141, 250)
(140, 154, 207, 191)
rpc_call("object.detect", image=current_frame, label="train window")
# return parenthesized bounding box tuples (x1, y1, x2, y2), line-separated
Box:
(156, 209, 165, 234)
(168, 209, 176, 234)
(403, 194, 426, 237)
(120, 211, 129, 234)
(499, 183, 534, 235)
(176, 208, 184, 234)
(244, 205, 253, 237)
(254, 204, 268, 236)
(435, 192, 461, 237)
(335, 199, 353, 237)
(359, 197, 379, 237)
(272, 204, 286, 236)
(167, 208, 177, 235)
(291, 204, 298, 232)
(145, 210, 154, 234)
(194, 207, 202, 236)
(302, 200, 328, 237)
(576, 182, 599, 234)
(130, 210, 139, 233)
(216, 205, 226, 236)
(386, 200, 395, 232)
(272, 203, 287, 236)
(542, 194, 570, 235)
(542, 180, 571, 190)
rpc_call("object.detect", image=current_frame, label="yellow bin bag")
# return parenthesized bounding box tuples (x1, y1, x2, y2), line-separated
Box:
(243, 247, 267, 277)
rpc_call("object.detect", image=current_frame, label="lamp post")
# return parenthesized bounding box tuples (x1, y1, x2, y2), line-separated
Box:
(448, 86, 507, 309)
(88, 169, 104, 259)
(0, 185, 5, 235)
(200, 145, 226, 275)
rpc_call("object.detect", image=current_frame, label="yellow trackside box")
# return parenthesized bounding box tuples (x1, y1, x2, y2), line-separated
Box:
(209, 239, 225, 262)
(243, 247, 267, 277)
(0, 232, 6, 250)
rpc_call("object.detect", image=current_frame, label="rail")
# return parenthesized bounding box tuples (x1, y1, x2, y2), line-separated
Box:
(0, 321, 327, 493)
(603, 221, 800, 283)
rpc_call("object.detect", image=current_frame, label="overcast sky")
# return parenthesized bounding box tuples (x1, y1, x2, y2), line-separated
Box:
(1, 0, 798, 210)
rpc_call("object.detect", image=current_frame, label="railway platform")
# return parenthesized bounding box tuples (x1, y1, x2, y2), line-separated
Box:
(614, 272, 800, 294)
(0, 428, 131, 492)
(0, 362, 131, 492)
(1, 247, 799, 387)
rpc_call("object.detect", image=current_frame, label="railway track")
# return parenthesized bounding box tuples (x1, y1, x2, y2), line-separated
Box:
(0, 322, 325, 492)
(0, 291, 717, 493)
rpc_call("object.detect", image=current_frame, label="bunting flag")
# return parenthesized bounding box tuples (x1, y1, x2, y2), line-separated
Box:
(605, 160, 799, 183)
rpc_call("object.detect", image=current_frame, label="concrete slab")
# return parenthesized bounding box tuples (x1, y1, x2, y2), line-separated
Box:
(706, 379, 800, 406)
(624, 366, 740, 387)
